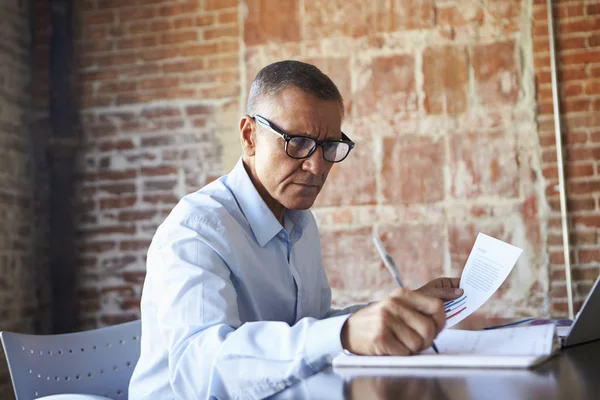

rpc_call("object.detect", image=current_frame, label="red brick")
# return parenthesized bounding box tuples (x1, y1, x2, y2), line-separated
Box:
(141, 107, 181, 119)
(218, 10, 238, 24)
(142, 194, 179, 204)
(162, 31, 198, 45)
(244, 0, 300, 46)
(320, 227, 381, 291)
(143, 180, 177, 191)
(379, 225, 445, 287)
(120, 240, 151, 251)
(449, 131, 519, 199)
(173, 16, 195, 29)
(303, 1, 390, 39)
(138, 77, 179, 91)
(548, 231, 597, 246)
(125, 21, 150, 35)
(118, 210, 158, 222)
(568, 179, 600, 196)
(97, 183, 137, 195)
(99, 197, 137, 210)
(588, 4, 600, 15)
(203, 25, 239, 40)
(302, 57, 351, 115)
(437, 5, 483, 26)
(473, 41, 519, 105)
(101, 255, 138, 269)
(122, 271, 146, 284)
(381, 136, 444, 204)
(356, 54, 416, 117)
(141, 165, 178, 176)
(562, 99, 590, 113)
(561, 50, 600, 65)
(585, 81, 600, 95)
(97, 81, 137, 94)
(92, 170, 137, 181)
(391, 0, 435, 30)
(559, 18, 600, 35)
(119, 7, 156, 22)
(550, 197, 596, 213)
(423, 46, 468, 114)
(151, 20, 171, 32)
(81, 240, 117, 253)
(95, 53, 137, 68)
(81, 225, 137, 236)
(573, 215, 600, 228)
(180, 43, 219, 58)
(117, 36, 157, 50)
(315, 140, 376, 207)
(159, 2, 200, 17)
(204, 0, 237, 10)
(196, 14, 215, 27)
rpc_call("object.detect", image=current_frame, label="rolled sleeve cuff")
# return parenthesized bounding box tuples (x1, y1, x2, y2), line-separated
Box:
(305, 314, 350, 372)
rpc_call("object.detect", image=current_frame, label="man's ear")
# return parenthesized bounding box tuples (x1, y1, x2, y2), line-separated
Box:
(239, 115, 256, 157)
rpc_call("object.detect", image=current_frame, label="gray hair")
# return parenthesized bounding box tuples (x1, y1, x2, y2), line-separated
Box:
(246, 60, 344, 118)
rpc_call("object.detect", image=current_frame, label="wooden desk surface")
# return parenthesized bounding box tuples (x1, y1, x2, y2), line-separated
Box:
(273, 337, 600, 400)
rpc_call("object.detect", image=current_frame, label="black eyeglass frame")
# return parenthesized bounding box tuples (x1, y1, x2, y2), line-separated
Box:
(252, 114, 355, 163)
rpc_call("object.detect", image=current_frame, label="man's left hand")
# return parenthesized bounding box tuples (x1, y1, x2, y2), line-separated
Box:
(416, 277, 463, 301)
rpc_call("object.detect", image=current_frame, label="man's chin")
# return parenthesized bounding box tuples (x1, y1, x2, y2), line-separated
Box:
(283, 196, 318, 210)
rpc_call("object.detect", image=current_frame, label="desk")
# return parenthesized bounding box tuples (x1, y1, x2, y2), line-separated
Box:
(272, 340, 600, 399)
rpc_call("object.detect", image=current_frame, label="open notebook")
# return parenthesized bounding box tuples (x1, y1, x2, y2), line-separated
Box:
(333, 324, 560, 369)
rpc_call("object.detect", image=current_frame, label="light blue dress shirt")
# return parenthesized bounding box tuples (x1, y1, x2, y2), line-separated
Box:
(129, 159, 361, 400)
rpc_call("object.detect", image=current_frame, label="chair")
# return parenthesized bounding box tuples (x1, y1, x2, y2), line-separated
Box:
(1, 320, 141, 400)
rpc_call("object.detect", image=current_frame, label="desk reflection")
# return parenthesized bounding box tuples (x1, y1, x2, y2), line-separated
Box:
(272, 340, 600, 399)
(270, 367, 558, 400)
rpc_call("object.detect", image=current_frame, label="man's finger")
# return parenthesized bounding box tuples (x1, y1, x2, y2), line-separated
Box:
(387, 293, 445, 341)
(389, 299, 440, 351)
(391, 288, 444, 316)
(431, 286, 464, 301)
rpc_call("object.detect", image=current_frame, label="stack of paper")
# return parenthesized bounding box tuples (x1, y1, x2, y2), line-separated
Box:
(333, 325, 559, 369)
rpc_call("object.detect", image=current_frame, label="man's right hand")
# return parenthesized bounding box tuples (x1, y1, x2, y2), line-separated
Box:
(340, 288, 446, 356)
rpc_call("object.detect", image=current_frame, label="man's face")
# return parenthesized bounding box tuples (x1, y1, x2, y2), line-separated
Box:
(242, 86, 343, 212)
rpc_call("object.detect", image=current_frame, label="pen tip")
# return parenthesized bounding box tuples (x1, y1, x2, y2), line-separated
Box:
(432, 342, 440, 354)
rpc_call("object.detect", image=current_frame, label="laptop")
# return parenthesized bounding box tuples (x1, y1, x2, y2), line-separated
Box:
(560, 275, 600, 347)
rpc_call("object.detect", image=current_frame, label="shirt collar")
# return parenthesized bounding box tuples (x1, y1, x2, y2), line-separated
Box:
(226, 158, 310, 247)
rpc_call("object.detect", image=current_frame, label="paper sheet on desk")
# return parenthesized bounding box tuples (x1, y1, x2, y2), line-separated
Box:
(333, 325, 557, 369)
(445, 233, 523, 328)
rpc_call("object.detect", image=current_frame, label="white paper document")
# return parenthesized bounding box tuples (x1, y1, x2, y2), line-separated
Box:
(333, 325, 557, 369)
(444, 233, 523, 328)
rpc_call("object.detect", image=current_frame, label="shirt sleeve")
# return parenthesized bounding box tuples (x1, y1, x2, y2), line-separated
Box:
(150, 216, 349, 400)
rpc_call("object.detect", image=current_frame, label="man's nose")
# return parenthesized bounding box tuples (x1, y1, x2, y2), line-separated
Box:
(301, 146, 329, 174)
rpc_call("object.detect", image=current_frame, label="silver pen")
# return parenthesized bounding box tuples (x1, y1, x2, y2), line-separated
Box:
(373, 235, 440, 354)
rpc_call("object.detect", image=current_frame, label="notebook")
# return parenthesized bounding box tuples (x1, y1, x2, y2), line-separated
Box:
(332, 324, 560, 370)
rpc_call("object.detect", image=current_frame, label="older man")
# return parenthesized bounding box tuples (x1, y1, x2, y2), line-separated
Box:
(129, 60, 463, 399)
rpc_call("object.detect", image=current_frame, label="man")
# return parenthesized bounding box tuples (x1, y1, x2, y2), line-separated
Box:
(129, 60, 463, 399)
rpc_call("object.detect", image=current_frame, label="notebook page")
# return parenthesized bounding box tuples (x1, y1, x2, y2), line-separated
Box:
(332, 325, 557, 369)
(422, 325, 556, 356)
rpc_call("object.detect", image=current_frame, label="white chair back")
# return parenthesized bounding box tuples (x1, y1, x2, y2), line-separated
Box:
(0, 320, 141, 400)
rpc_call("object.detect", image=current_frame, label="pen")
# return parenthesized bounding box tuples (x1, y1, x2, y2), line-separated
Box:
(483, 318, 535, 330)
(373, 235, 440, 354)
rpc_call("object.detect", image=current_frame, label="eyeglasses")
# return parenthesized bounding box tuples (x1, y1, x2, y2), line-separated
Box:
(252, 114, 355, 163)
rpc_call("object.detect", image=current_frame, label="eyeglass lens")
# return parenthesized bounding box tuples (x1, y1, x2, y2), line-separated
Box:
(287, 137, 350, 162)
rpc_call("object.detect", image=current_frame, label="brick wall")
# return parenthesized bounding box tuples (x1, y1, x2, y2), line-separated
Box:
(75, 0, 239, 328)
(532, 0, 600, 315)
(0, 0, 46, 396)
(70, 0, 599, 327)
(243, 0, 549, 314)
